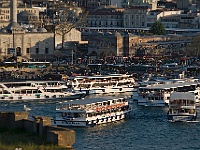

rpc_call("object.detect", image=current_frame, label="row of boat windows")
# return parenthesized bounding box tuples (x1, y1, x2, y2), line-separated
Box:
(3, 83, 66, 88)
(0, 90, 49, 94)
(61, 107, 129, 118)
(147, 97, 165, 100)
(169, 109, 195, 114)
(62, 113, 84, 118)
(87, 108, 129, 117)
(74, 77, 132, 82)
(74, 82, 133, 88)
(138, 85, 199, 93)
(4, 83, 32, 88)
(169, 100, 195, 105)
(4, 89, 65, 94)
(12, 90, 42, 94)
(67, 99, 126, 109)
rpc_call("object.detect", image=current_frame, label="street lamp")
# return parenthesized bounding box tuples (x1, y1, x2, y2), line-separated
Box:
(72, 50, 74, 65)
(74, 43, 76, 64)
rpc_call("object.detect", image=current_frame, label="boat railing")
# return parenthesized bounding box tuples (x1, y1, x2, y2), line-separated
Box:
(180, 105, 196, 109)
(171, 112, 195, 115)
(170, 104, 195, 109)
(90, 103, 127, 112)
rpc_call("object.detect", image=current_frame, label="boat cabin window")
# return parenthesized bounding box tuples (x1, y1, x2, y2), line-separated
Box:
(27, 90, 32, 94)
(62, 112, 66, 117)
(14, 91, 20, 94)
(21, 90, 26, 94)
(3, 90, 10, 94)
(74, 113, 80, 118)
(180, 109, 185, 113)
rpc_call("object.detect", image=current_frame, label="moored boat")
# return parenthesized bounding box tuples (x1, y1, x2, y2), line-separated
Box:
(0, 81, 85, 100)
(135, 81, 200, 107)
(51, 97, 132, 127)
(67, 74, 137, 95)
(167, 92, 197, 122)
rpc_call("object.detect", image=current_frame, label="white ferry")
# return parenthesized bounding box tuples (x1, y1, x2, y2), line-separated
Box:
(134, 82, 200, 106)
(0, 81, 85, 100)
(167, 92, 197, 122)
(67, 74, 137, 94)
(51, 97, 132, 127)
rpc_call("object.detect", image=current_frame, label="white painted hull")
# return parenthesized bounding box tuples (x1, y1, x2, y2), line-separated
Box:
(0, 93, 85, 101)
(52, 111, 129, 127)
(168, 114, 197, 122)
(137, 98, 166, 107)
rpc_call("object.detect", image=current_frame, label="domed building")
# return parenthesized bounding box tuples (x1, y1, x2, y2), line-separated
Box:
(0, 0, 82, 61)
(17, 10, 38, 25)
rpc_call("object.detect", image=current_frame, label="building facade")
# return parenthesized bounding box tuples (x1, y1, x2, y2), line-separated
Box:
(86, 7, 124, 28)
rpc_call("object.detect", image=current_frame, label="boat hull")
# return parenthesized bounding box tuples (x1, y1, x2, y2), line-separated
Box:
(168, 113, 197, 122)
(51, 111, 130, 127)
(0, 93, 85, 101)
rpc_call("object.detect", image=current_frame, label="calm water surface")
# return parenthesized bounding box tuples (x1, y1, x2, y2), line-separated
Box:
(1, 93, 200, 150)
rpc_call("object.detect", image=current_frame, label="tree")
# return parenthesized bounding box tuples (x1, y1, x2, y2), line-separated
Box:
(54, 3, 88, 49)
(149, 22, 166, 35)
(186, 34, 200, 57)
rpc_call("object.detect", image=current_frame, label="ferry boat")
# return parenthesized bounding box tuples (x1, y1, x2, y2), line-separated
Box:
(51, 97, 132, 127)
(167, 92, 197, 122)
(0, 81, 85, 100)
(134, 81, 200, 106)
(67, 74, 137, 94)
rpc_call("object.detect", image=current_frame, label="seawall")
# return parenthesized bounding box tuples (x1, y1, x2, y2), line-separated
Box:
(0, 112, 75, 148)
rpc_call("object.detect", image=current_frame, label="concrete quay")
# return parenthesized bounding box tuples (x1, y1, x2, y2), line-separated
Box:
(0, 112, 75, 148)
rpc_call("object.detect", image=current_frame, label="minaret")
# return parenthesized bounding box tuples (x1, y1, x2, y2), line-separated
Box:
(6, 0, 22, 31)
(11, 0, 17, 23)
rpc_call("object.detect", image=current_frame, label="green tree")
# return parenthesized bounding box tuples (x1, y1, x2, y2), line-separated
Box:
(149, 21, 166, 35)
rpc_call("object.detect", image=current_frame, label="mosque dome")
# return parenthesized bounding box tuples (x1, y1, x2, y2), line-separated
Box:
(1, 28, 8, 33)
(23, 28, 29, 32)
(104, 31, 113, 36)
(82, 30, 93, 35)
(114, 31, 121, 37)
(29, 28, 38, 32)
(17, 11, 38, 24)
(37, 27, 47, 32)
(87, 30, 93, 35)
(96, 31, 104, 35)
(6, 22, 22, 33)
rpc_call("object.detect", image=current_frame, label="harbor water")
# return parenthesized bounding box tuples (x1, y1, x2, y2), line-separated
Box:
(1, 93, 200, 150)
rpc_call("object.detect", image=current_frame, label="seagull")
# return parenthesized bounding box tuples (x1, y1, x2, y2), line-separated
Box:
(24, 105, 31, 111)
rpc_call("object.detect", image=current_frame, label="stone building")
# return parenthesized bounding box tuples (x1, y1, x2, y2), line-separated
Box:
(124, 6, 150, 28)
(82, 30, 140, 58)
(81, 29, 197, 59)
(86, 6, 124, 28)
(0, 0, 82, 61)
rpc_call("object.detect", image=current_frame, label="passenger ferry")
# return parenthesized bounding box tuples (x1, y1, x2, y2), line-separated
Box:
(67, 74, 137, 94)
(0, 81, 85, 100)
(167, 92, 197, 122)
(134, 81, 200, 106)
(51, 97, 132, 127)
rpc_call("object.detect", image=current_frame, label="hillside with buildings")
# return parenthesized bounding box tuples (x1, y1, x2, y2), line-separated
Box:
(0, 0, 199, 62)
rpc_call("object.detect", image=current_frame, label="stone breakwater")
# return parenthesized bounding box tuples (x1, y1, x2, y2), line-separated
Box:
(0, 112, 75, 148)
